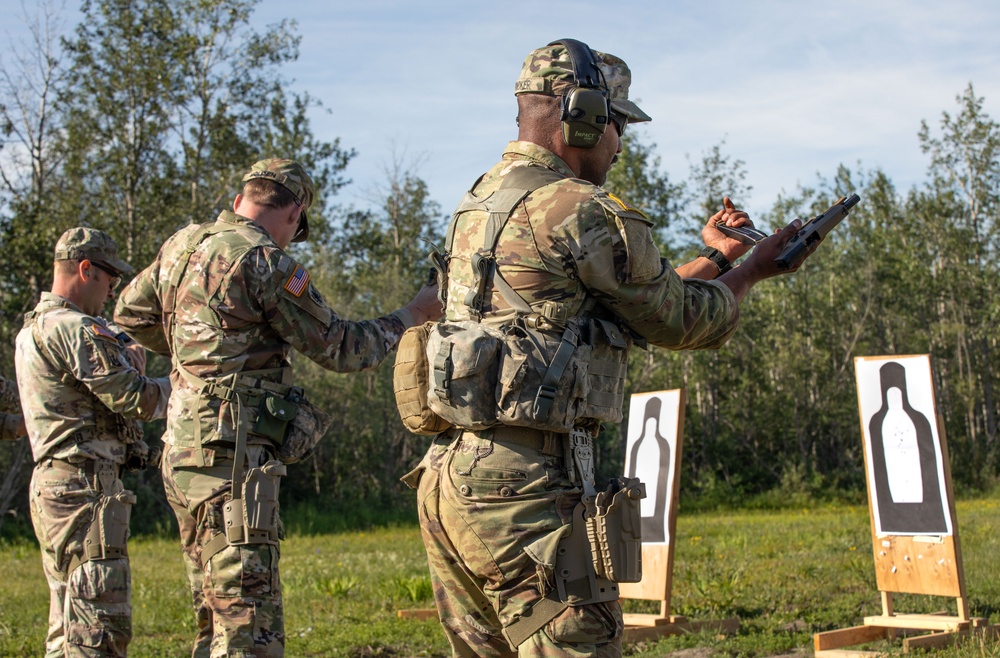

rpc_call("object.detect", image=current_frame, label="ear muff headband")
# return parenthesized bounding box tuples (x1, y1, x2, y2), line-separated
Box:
(548, 38, 610, 148)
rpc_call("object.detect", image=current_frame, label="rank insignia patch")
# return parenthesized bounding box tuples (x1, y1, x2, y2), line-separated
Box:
(283, 264, 310, 297)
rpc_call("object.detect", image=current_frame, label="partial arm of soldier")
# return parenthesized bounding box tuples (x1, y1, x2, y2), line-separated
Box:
(674, 197, 756, 279)
(121, 342, 147, 374)
(113, 254, 170, 355)
(716, 219, 806, 304)
(569, 194, 741, 351)
(255, 251, 442, 373)
(48, 319, 170, 421)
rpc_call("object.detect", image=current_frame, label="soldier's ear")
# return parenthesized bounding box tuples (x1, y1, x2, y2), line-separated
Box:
(233, 194, 243, 212)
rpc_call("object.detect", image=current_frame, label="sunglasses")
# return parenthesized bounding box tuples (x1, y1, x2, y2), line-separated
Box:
(610, 111, 628, 138)
(90, 261, 122, 291)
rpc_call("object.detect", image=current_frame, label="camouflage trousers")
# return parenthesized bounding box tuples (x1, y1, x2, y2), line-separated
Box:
(29, 461, 132, 658)
(409, 431, 623, 658)
(161, 444, 283, 658)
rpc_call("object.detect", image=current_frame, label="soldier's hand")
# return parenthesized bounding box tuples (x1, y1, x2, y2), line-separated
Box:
(740, 218, 810, 279)
(715, 218, 805, 304)
(123, 342, 147, 374)
(15, 415, 26, 438)
(406, 283, 444, 325)
(703, 197, 755, 262)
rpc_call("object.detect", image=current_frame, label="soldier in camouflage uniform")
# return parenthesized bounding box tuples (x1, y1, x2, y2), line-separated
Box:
(407, 41, 813, 658)
(0, 376, 26, 440)
(15, 228, 170, 658)
(113, 158, 442, 658)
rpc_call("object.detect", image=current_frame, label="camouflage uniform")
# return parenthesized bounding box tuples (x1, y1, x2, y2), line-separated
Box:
(113, 160, 418, 658)
(15, 228, 169, 658)
(0, 376, 25, 440)
(409, 44, 740, 658)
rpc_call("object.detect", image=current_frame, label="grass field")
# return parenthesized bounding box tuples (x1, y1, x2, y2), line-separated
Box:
(2, 499, 1000, 657)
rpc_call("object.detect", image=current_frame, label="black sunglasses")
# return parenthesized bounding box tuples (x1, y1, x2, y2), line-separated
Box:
(90, 261, 122, 290)
(610, 111, 628, 138)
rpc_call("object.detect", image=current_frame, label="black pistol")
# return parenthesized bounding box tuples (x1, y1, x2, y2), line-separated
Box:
(775, 193, 861, 269)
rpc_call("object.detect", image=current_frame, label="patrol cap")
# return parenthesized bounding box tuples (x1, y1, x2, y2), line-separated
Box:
(54, 227, 134, 275)
(242, 158, 315, 242)
(514, 42, 652, 123)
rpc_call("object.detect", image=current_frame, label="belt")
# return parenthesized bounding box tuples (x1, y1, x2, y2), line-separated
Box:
(41, 458, 121, 493)
(462, 426, 565, 457)
(43, 458, 118, 476)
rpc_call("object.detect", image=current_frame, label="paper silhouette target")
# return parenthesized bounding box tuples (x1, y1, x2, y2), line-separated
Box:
(856, 355, 951, 536)
(624, 390, 683, 545)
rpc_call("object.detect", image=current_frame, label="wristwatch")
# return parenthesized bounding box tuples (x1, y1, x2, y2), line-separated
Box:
(698, 246, 732, 274)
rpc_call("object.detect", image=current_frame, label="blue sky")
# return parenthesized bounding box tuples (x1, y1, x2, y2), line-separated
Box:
(4, 0, 1000, 222)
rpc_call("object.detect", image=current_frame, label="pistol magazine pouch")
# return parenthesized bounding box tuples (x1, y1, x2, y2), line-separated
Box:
(223, 460, 287, 546)
(253, 394, 298, 444)
(273, 394, 332, 465)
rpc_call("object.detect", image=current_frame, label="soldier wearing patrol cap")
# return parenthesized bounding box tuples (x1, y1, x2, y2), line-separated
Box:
(15, 227, 170, 658)
(113, 158, 442, 657)
(408, 40, 813, 657)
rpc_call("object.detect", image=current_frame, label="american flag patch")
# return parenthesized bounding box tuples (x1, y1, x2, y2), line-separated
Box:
(283, 264, 310, 297)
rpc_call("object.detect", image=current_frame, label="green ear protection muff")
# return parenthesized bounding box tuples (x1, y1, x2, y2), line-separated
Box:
(549, 38, 610, 149)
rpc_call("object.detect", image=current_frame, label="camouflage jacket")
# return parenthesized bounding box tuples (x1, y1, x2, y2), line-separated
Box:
(445, 141, 739, 349)
(15, 293, 170, 464)
(0, 376, 22, 440)
(113, 210, 414, 450)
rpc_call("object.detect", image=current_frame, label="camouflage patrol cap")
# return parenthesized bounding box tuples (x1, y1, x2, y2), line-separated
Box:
(53, 227, 134, 275)
(514, 42, 652, 123)
(242, 158, 315, 242)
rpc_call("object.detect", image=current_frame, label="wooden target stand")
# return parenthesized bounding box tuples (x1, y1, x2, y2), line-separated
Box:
(619, 389, 739, 642)
(813, 355, 990, 657)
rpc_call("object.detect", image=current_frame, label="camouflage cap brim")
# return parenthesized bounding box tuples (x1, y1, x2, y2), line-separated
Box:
(611, 99, 652, 123)
(101, 255, 135, 276)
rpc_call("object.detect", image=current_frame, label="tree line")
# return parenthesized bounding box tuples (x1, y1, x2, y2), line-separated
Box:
(1, 0, 997, 536)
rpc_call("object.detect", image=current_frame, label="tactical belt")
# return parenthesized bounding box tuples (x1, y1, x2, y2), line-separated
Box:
(42, 456, 119, 482)
(461, 426, 564, 458)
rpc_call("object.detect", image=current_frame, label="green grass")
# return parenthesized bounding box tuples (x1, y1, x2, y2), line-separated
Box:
(3, 499, 1000, 656)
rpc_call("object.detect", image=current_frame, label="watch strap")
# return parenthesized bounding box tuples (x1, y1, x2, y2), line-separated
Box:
(698, 246, 732, 274)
